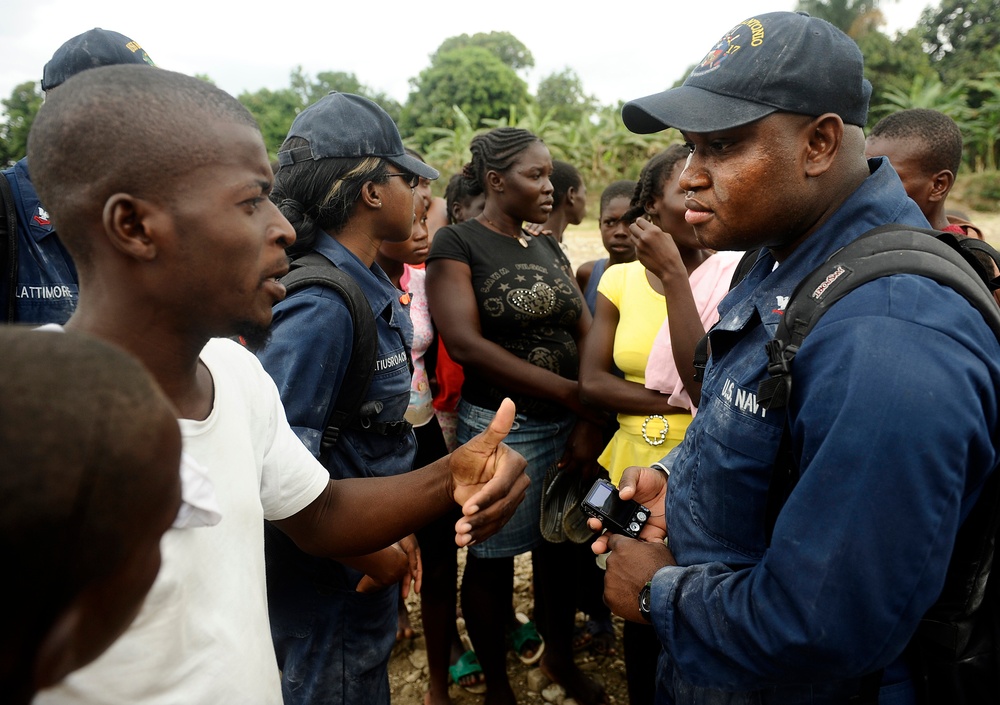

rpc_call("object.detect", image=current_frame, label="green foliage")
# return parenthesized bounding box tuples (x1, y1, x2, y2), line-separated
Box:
(433, 32, 534, 71)
(872, 74, 972, 119)
(953, 170, 1000, 210)
(401, 47, 529, 145)
(966, 71, 1000, 170)
(535, 69, 597, 124)
(0, 81, 43, 167)
(858, 27, 937, 114)
(418, 106, 480, 179)
(238, 86, 302, 159)
(481, 103, 569, 155)
(795, 0, 891, 36)
(920, 0, 1000, 90)
(238, 68, 405, 160)
(291, 68, 402, 123)
(292, 67, 357, 103)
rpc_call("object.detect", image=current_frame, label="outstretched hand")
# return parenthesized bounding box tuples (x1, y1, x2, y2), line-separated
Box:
(449, 398, 529, 546)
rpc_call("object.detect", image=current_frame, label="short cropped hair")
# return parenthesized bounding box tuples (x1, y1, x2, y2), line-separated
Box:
(869, 108, 963, 177)
(28, 65, 259, 268)
(600, 180, 638, 216)
(0, 328, 178, 664)
(550, 160, 583, 208)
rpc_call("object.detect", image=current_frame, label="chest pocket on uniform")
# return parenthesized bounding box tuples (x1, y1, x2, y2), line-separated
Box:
(688, 385, 785, 560)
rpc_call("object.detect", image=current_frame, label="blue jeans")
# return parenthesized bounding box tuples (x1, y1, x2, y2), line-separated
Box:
(457, 399, 573, 559)
(266, 527, 397, 705)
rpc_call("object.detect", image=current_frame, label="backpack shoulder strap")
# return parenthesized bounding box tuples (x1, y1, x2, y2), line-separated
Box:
(757, 224, 1000, 536)
(750, 225, 1000, 698)
(0, 172, 18, 322)
(758, 225, 1000, 413)
(731, 247, 763, 290)
(280, 252, 378, 454)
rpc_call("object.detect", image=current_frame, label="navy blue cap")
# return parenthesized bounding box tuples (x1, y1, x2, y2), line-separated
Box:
(277, 92, 439, 180)
(622, 12, 872, 134)
(42, 28, 154, 91)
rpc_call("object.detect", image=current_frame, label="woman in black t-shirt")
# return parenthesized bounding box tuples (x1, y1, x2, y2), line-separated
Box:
(426, 128, 606, 705)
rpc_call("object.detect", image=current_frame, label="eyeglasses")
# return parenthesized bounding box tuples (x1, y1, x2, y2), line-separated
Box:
(387, 172, 420, 189)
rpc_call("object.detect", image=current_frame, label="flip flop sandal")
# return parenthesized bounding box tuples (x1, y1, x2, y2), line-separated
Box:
(448, 650, 487, 694)
(508, 619, 545, 665)
(572, 624, 593, 652)
(585, 618, 617, 657)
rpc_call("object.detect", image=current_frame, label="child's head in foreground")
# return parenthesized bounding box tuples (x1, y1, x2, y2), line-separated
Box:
(0, 328, 181, 703)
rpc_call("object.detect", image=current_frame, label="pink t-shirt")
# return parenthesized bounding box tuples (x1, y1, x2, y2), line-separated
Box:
(401, 265, 435, 427)
(644, 251, 744, 413)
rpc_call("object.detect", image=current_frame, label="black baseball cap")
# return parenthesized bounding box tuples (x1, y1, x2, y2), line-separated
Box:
(622, 12, 872, 134)
(42, 28, 154, 91)
(277, 92, 439, 180)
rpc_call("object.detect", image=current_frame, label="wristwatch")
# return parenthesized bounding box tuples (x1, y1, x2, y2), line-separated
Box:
(638, 581, 652, 621)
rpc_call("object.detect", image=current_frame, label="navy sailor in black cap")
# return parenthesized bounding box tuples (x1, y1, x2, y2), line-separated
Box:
(2, 28, 154, 325)
(590, 11, 1000, 705)
(255, 92, 438, 705)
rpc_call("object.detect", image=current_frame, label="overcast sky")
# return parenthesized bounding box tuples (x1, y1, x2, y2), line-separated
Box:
(2, 0, 932, 111)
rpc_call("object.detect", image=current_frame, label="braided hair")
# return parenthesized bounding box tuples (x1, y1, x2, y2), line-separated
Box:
(461, 127, 542, 196)
(626, 144, 690, 222)
(444, 173, 479, 224)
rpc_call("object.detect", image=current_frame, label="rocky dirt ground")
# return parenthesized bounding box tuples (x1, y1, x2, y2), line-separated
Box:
(387, 226, 633, 705)
(388, 552, 629, 705)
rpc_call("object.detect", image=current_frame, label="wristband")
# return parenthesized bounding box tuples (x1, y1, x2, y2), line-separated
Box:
(650, 462, 670, 477)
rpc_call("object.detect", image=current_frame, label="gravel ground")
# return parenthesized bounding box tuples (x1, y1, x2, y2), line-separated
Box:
(388, 225, 629, 705)
(388, 552, 630, 705)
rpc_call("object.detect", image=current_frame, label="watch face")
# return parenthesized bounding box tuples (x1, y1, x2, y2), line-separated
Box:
(639, 583, 652, 617)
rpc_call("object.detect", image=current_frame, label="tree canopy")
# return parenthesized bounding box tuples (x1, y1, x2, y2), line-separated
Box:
(920, 0, 1000, 93)
(236, 68, 404, 158)
(0, 82, 42, 167)
(535, 68, 597, 124)
(401, 46, 529, 146)
(796, 0, 889, 36)
(432, 31, 534, 71)
(2, 5, 999, 210)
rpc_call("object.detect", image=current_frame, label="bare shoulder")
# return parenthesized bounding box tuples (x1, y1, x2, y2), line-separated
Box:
(576, 259, 598, 290)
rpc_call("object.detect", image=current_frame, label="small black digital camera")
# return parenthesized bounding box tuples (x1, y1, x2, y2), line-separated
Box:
(581, 478, 650, 538)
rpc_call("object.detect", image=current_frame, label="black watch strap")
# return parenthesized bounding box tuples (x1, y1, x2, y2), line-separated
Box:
(638, 581, 652, 620)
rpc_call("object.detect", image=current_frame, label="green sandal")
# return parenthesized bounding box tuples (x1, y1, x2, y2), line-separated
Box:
(448, 650, 487, 694)
(508, 619, 545, 665)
